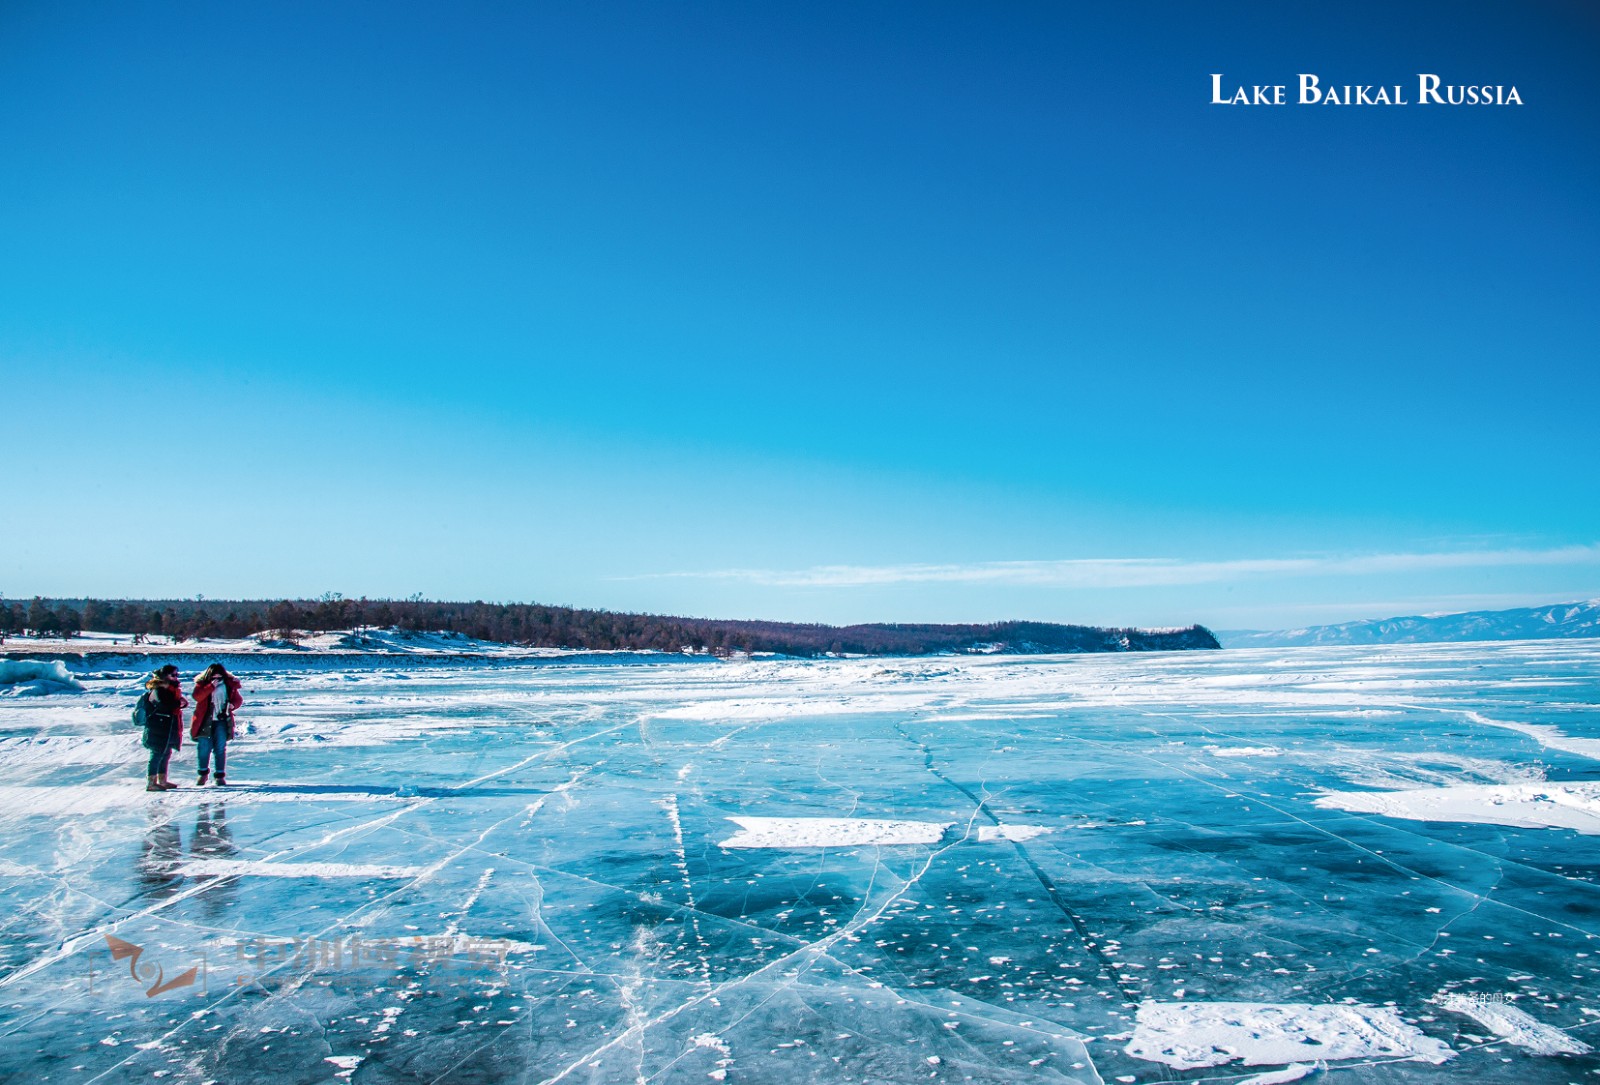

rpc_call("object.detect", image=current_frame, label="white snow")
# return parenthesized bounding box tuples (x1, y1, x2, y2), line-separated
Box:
(1205, 745, 1283, 758)
(1436, 993, 1591, 1055)
(975, 824, 1051, 842)
(1124, 1000, 1453, 1069)
(1459, 710, 1600, 762)
(717, 816, 951, 849)
(1238, 1066, 1318, 1085)
(652, 694, 941, 721)
(323, 1055, 364, 1079)
(1315, 782, 1600, 834)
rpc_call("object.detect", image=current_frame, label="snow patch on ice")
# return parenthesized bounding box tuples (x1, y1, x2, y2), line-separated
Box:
(1205, 745, 1283, 758)
(976, 824, 1051, 842)
(1460, 710, 1600, 763)
(324, 1055, 363, 1079)
(654, 694, 939, 721)
(1238, 1065, 1319, 1085)
(1125, 1000, 1452, 1069)
(717, 816, 951, 849)
(1315, 782, 1600, 834)
(1437, 993, 1591, 1055)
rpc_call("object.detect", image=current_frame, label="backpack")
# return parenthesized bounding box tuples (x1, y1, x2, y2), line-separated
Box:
(131, 691, 151, 728)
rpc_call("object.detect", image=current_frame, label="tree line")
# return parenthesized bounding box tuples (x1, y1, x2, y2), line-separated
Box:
(0, 596, 1220, 656)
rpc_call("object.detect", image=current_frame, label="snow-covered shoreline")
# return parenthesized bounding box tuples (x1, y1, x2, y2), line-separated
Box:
(0, 628, 612, 660)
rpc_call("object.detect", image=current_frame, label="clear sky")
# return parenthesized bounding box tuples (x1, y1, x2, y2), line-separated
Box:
(3, 1, 1597, 631)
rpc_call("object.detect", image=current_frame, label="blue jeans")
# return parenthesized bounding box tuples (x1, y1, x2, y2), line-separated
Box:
(197, 729, 228, 775)
(144, 719, 177, 776)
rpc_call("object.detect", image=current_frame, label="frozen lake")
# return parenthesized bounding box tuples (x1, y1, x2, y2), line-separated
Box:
(3, 642, 1600, 1083)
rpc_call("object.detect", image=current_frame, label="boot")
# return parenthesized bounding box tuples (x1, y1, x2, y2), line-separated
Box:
(215, 773, 227, 787)
(197, 770, 210, 787)
(158, 771, 179, 790)
(146, 775, 163, 793)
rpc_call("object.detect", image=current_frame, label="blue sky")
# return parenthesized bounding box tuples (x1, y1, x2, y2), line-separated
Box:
(3, 1, 1597, 630)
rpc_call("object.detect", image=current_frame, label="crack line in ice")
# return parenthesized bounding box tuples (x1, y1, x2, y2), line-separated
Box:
(659, 792, 713, 989)
(535, 813, 996, 1085)
(447, 716, 634, 793)
(895, 717, 1146, 1008)
(0, 796, 433, 994)
(75, 766, 593, 1085)
(1061, 714, 1600, 950)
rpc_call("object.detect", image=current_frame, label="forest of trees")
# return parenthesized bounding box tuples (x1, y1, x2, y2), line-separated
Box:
(0, 596, 1220, 656)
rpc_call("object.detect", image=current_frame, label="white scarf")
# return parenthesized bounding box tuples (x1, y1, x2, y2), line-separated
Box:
(211, 678, 229, 721)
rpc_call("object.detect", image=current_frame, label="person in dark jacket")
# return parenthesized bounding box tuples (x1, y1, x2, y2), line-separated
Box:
(190, 663, 242, 786)
(141, 664, 187, 792)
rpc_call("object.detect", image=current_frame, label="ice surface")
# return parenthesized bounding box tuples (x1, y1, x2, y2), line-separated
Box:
(2, 641, 1600, 1082)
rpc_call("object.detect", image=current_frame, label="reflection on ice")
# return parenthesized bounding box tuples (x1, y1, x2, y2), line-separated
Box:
(1, 641, 1599, 1081)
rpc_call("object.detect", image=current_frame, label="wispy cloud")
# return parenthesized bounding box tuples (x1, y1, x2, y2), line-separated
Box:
(633, 544, 1600, 590)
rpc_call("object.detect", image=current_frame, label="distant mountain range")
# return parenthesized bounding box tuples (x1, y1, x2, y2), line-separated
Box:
(1220, 600, 1600, 648)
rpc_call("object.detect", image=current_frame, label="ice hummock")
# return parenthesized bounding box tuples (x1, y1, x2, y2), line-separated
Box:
(0, 658, 85, 696)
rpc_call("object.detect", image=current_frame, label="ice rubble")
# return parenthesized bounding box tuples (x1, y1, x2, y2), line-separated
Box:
(0, 658, 84, 696)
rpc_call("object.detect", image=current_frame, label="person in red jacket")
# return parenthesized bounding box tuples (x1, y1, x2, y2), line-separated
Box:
(190, 663, 243, 786)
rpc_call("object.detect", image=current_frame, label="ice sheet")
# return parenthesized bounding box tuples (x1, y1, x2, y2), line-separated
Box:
(3, 640, 1600, 1082)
